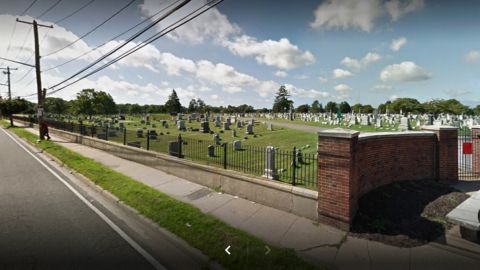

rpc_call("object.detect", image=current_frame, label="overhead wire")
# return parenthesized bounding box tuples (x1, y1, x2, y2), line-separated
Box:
(46, 0, 224, 96)
(42, 0, 138, 58)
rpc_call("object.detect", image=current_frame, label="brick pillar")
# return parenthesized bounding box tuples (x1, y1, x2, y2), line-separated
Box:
(317, 129, 359, 231)
(472, 126, 480, 176)
(422, 126, 458, 183)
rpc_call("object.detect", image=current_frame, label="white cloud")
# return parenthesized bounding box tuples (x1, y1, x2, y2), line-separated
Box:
(223, 35, 315, 70)
(139, 0, 240, 45)
(444, 89, 472, 98)
(390, 37, 407, 51)
(274, 70, 288, 77)
(341, 52, 381, 71)
(160, 52, 197, 75)
(465, 50, 480, 63)
(310, 0, 424, 32)
(390, 95, 399, 101)
(211, 94, 219, 100)
(380, 61, 432, 82)
(334, 83, 352, 99)
(195, 60, 258, 88)
(319, 76, 329, 83)
(333, 68, 353, 79)
(285, 84, 330, 99)
(385, 0, 425, 21)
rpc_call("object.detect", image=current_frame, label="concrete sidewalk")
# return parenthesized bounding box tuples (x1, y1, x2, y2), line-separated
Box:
(21, 127, 480, 269)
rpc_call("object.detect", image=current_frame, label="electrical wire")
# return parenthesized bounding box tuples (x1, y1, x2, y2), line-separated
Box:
(37, 0, 63, 19)
(42, 0, 137, 58)
(47, 0, 224, 96)
(42, 0, 180, 73)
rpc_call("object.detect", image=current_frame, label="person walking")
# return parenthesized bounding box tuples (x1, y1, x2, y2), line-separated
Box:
(40, 121, 51, 140)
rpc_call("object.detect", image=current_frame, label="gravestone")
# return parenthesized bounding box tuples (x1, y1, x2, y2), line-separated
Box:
(148, 130, 158, 140)
(213, 133, 221, 145)
(236, 121, 243, 128)
(177, 120, 186, 131)
(119, 122, 125, 129)
(375, 118, 382, 128)
(360, 115, 370, 126)
(233, 140, 241, 151)
(232, 129, 236, 137)
(296, 149, 304, 164)
(215, 119, 221, 127)
(207, 145, 215, 157)
(263, 146, 279, 180)
(200, 121, 210, 133)
(399, 117, 412, 131)
(136, 129, 144, 138)
(267, 123, 273, 131)
(245, 124, 254, 135)
(222, 122, 230, 131)
(168, 141, 183, 157)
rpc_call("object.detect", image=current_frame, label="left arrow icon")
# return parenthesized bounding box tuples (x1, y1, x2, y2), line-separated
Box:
(225, 245, 231, 255)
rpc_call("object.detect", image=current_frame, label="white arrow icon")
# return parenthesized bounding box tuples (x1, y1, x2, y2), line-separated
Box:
(225, 245, 231, 255)
(265, 245, 271, 255)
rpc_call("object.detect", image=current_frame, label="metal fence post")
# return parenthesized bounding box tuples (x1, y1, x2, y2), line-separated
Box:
(147, 129, 150, 151)
(105, 126, 109, 141)
(223, 142, 227, 169)
(123, 127, 127, 145)
(291, 146, 296, 186)
(91, 126, 94, 138)
(178, 134, 182, 158)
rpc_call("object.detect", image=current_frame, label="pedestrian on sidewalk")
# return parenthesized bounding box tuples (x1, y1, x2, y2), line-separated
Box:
(40, 121, 51, 140)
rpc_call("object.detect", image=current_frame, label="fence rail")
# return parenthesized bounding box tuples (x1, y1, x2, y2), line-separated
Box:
(13, 116, 318, 188)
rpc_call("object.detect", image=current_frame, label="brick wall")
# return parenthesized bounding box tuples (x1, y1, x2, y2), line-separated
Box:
(317, 127, 458, 231)
(472, 126, 480, 175)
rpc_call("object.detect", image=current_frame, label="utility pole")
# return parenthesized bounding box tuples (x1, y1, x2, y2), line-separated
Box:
(0, 66, 19, 126)
(17, 18, 53, 140)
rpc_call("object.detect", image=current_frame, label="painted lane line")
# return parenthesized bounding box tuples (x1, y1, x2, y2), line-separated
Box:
(0, 128, 166, 270)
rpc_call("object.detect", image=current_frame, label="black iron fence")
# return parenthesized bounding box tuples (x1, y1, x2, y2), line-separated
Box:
(458, 127, 480, 180)
(13, 116, 318, 188)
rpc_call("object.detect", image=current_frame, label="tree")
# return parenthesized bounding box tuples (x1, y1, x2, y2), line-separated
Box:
(272, 85, 293, 113)
(390, 98, 423, 114)
(187, 99, 198, 113)
(423, 99, 468, 115)
(71, 89, 116, 118)
(45, 97, 69, 115)
(0, 98, 34, 126)
(311, 100, 320, 113)
(361, 104, 374, 113)
(165, 89, 182, 113)
(339, 101, 351, 113)
(295, 104, 310, 113)
(474, 105, 480, 115)
(351, 103, 363, 113)
(324, 101, 337, 112)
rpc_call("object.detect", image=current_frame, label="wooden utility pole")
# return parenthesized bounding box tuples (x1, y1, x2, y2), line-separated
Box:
(1, 66, 19, 126)
(16, 18, 53, 140)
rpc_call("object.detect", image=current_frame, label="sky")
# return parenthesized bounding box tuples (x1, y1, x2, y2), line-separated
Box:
(0, 0, 479, 108)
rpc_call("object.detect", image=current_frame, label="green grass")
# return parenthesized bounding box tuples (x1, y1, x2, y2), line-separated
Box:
(1, 120, 322, 270)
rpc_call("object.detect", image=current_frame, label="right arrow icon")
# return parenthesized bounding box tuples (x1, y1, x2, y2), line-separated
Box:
(265, 245, 271, 255)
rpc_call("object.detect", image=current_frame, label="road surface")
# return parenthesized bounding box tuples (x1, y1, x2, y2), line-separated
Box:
(0, 127, 155, 269)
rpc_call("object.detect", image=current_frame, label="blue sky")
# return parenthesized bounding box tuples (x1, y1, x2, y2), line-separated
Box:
(0, 0, 479, 108)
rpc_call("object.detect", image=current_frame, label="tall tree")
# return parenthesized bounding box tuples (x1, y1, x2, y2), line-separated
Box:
(339, 101, 351, 113)
(71, 89, 116, 118)
(165, 89, 182, 113)
(187, 99, 198, 113)
(325, 101, 337, 112)
(295, 104, 310, 113)
(45, 97, 69, 114)
(272, 85, 293, 113)
(311, 100, 320, 113)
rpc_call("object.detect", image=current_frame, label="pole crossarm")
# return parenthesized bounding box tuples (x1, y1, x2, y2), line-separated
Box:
(16, 18, 53, 28)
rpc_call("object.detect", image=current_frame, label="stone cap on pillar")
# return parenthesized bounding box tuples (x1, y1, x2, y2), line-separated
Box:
(317, 128, 360, 139)
(471, 125, 480, 129)
(421, 125, 458, 131)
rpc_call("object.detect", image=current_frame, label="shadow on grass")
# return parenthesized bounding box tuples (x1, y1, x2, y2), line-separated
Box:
(350, 180, 469, 247)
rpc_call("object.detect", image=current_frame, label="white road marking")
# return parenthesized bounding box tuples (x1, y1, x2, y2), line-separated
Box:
(0, 128, 166, 270)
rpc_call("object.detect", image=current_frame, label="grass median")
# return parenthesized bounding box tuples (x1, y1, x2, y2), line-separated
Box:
(0, 121, 322, 270)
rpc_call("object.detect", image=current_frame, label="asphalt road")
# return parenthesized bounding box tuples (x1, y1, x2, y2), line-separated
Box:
(0, 128, 155, 269)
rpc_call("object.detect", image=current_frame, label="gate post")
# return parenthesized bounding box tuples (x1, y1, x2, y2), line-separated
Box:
(317, 128, 359, 231)
(422, 126, 458, 183)
(472, 126, 480, 176)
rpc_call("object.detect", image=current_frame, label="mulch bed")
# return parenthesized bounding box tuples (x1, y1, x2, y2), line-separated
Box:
(350, 180, 469, 247)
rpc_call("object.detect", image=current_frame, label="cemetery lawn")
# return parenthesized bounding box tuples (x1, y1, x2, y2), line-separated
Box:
(1, 121, 322, 270)
(350, 180, 469, 247)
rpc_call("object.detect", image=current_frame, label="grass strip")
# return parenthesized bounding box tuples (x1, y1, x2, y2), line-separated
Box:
(1, 122, 321, 270)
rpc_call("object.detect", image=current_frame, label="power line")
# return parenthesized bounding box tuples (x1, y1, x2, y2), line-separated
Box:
(54, 0, 96, 25)
(42, 0, 138, 58)
(37, 0, 63, 19)
(42, 0, 180, 73)
(46, 0, 191, 91)
(14, 0, 97, 83)
(47, 0, 224, 96)
(20, 0, 39, 16)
